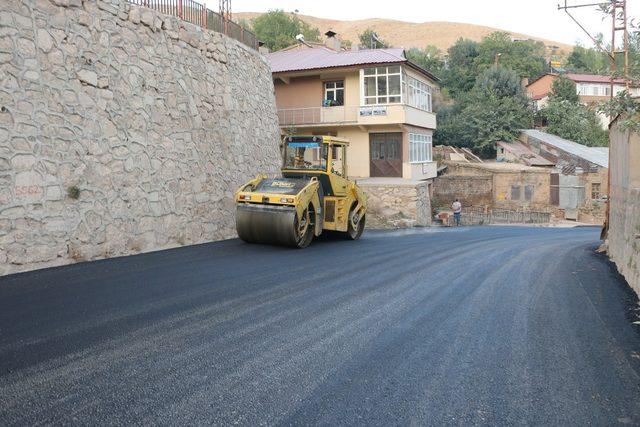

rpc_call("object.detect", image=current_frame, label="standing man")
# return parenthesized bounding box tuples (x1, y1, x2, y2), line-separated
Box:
(451, 199, 462, 226)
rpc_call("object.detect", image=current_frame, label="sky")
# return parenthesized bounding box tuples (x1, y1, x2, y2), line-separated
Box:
(233, 0, 639, 47)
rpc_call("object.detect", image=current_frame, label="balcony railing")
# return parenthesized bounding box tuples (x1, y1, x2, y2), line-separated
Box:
(277, 104, 438, 130)
(278, 104, 407, 126)
(278, 106, 361, 126)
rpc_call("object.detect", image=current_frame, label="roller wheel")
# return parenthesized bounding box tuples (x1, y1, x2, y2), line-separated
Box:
(346, 205, 365, 240)
(294, 208, 314, 248)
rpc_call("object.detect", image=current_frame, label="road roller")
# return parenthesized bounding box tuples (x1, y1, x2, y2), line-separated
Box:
(235, 135, 367, 248)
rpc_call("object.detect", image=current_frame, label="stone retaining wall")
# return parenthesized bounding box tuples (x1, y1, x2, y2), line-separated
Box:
(358, 180, 432, 228)
(608, 122, 640, 296)
(0, 0, 281, 275)
(608, 187, 640, 296)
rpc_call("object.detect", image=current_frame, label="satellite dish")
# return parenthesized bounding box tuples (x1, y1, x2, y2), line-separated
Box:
(295, 34, 305, 42)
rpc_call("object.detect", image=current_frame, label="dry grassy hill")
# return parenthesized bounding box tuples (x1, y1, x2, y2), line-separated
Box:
(235, 12, 572, 55)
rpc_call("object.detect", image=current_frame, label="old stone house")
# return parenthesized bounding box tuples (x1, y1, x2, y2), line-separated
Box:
(518, 130, 608, 222)
(432, 161, 551, 213)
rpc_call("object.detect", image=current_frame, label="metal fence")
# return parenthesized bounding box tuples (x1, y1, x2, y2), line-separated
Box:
(126, 0, 258, 50)
(443, 207, 551, 226)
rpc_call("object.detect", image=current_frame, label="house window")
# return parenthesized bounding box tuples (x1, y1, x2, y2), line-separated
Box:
(406, 75, 432, 112)
(578, 84, 588, 96)
(409, 133, 432, 163)
(511, 185, 521, 200)
(324, 81, 344, 106)
(363, 66, 402, 105)
(524, 185, 534, 201)
(604, 86, 611, 96)
(591, 182, 601, 199)
(591, 85, 599, 96)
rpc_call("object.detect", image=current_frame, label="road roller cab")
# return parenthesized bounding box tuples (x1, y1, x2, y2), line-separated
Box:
(235, 135, 367, 248)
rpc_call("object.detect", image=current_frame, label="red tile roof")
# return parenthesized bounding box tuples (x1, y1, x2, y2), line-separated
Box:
(267, 47, 438, 81)
(527, 73, 637, 88)
(565, 73, 628, 84)
(268, 47, 406, 73)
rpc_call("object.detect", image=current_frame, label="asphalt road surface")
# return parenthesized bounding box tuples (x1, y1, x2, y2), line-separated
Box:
(1, 226, 639, 425)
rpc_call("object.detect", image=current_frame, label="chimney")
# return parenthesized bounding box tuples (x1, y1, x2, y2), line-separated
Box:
(324, 30, 341, 51)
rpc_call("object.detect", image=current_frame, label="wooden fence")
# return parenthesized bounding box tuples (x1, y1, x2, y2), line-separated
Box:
(126, 0, 258, 49)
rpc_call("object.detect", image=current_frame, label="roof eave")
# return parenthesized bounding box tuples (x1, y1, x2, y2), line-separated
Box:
(272, 60, 440, 83)
(404, 60, 440, 83)
(271, 60, 407, 76)
(526, 73, 557, 88)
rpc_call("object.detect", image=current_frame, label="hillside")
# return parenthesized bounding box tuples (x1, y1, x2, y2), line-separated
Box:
(235, 12, 573, 55)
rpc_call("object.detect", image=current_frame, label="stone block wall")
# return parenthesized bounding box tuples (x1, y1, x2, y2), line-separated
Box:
(359, 181, 431, 228)
(608, 121, 640, 296)
(432, 175, 493, 209)
(492, 170, 550, 210)
(608, 187, 640, 296)
(0, 0, 281, 275)
(433, 162, 552, 212)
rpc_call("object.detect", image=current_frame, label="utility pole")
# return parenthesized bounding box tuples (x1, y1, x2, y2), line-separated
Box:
(557, 0, 629, 239)
(219, 0, 231, 36)
(494, 53, 501, 68)
(609, 1, 630, 90)
(219, 0, 232, 21)
(557, 0, 629, 97)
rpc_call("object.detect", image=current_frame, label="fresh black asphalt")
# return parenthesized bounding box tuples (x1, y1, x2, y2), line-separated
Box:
(1, 226, 639, 425)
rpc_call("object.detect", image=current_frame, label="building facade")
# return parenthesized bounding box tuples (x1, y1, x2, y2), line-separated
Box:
(267, 36, 439, 181)
(527, 73, 640, 104)
(526, 73, 640, 128)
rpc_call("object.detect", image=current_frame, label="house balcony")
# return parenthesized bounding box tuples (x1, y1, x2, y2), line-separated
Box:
(277, 104, 436, 130)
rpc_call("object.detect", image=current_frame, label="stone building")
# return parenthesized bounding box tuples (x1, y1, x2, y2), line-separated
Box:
(518, 130, 608, 222)
(607, 117, 640, 296)
(432, 162, 551, 213)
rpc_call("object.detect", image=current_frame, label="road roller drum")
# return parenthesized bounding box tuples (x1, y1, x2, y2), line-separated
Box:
(234, 135, 367, 248)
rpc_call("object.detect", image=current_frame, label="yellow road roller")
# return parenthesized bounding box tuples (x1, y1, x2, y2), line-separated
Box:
(235, 135, 367, 248)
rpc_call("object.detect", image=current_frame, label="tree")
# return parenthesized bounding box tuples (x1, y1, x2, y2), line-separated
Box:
(540, 100, 609, 147)
(441, 33, 548, 99)
(406, 45, 444, 77)
(250, 10, 320, 51)
(435, 67, 533, 156)
(474, 64, 524, 98)
(474, 32, 547, 80)
(566, 44, 609, 74)
(236, 18, 252, 31)
(458, 94, 534, 155)
(358, 29, 388, 49)
(550, 75, 579, 103)
(441, 38, 480, 98)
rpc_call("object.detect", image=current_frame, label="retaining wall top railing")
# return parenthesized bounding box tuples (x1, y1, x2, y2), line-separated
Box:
(126, 0, 258, 50)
